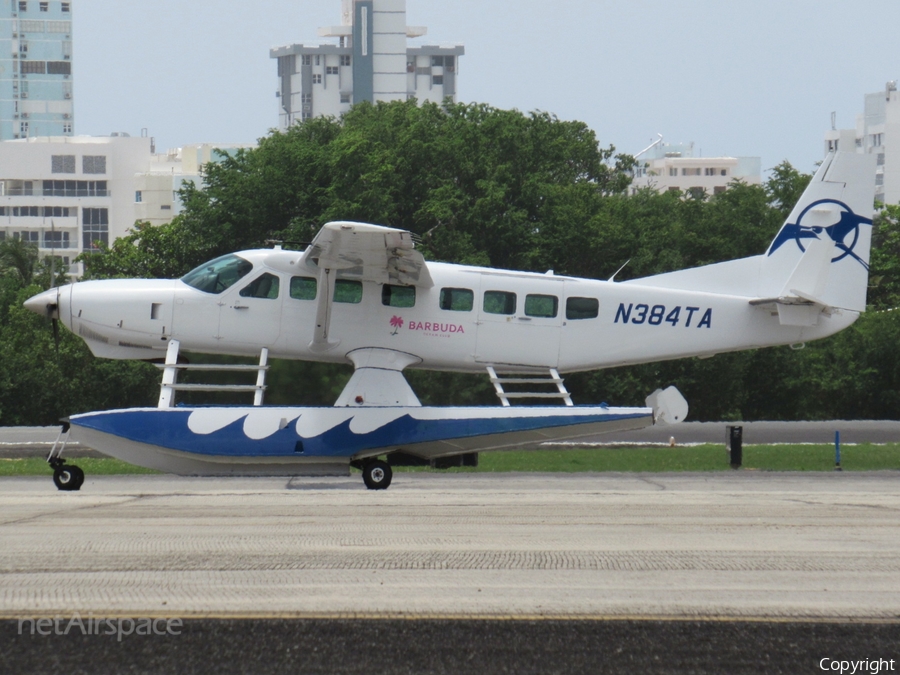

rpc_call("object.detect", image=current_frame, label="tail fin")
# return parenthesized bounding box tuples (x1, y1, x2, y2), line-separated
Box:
(625, 151, 876, 315)
(761, 151, 876, 312)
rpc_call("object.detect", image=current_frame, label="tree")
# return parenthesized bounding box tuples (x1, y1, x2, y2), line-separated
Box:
(766, 161, 812, 217)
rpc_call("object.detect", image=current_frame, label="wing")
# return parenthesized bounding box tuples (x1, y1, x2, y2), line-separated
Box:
(301, 221, 433, 287)
(300, 221, 434, 350)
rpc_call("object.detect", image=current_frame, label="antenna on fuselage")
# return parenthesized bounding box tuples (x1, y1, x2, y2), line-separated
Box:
(608, 259, 631, 282)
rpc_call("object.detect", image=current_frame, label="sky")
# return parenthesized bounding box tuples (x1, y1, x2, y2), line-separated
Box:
(74, 0, 900, 175)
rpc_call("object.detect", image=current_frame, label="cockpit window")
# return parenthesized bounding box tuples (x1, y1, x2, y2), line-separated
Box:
(181, 254, 253, 294)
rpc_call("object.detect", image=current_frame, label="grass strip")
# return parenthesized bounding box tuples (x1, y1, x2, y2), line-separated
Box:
(2, 444, 898, 477)
(0, 457, 159, 477)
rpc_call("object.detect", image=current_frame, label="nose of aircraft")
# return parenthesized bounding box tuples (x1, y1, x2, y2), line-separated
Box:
(23, 287, 60, 319)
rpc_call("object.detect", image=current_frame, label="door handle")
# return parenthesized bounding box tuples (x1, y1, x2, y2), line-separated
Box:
(232, 305, 249, 310)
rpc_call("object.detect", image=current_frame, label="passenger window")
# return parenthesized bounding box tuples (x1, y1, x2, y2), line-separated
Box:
(382, 284, 416, 308)
(290, 276, 317, 300)
(439, 287, 474, 311)
(239, 273, 280, 299)
(483, 290, 516, 315)
(566, 297, 599, 320)
(525, 294, 558, 318)
(334, 279, 362, 304)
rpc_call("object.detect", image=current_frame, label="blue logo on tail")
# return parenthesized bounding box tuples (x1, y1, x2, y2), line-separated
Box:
(767, 199, 872, 269)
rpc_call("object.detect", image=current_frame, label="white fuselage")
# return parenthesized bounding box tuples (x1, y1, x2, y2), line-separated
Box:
(51, 248, 857, 373)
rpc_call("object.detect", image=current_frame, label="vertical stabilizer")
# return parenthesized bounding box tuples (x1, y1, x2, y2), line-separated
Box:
(762, 152, 876, 311)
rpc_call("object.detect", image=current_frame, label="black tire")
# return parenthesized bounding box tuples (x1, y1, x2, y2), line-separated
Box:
(362, 459, 392, 490)
(69, 465, 85, 490)
(53, 466, 80, 491)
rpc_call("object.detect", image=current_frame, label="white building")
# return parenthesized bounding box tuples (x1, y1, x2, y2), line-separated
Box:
(824, 81, 900, 205)
(0, 0, 75, 140)
(631, 141, 761, 196)
(270, 0, 464, 126)
(0, 135, 253, 274)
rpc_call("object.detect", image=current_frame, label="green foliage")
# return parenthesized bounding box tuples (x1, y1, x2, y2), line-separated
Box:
(4, 101, 897, 423)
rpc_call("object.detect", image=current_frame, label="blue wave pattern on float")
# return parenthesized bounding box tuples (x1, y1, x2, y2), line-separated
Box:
(70, 408, 647, 458)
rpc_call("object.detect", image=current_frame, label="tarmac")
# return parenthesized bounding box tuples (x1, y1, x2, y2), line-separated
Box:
(3, 436, 900, 672)
(2, 472, 898, 619)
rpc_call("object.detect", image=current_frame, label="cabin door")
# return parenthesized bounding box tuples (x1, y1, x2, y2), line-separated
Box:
(474, 276, 562, 368)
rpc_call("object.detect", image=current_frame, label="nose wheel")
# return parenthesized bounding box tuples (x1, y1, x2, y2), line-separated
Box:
(362, 459, 392, 490)
(51, 461, 84, 491)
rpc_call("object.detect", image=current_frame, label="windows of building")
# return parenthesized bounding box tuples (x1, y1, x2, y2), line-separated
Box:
(483, 291, 516, 315)
(43, 180, 108, 196)
(19, 40, 28, 53)
(314, 55, 321, 66)
(682, 167, 702, 176)
(134, 191, 142, 203)
(382, 284, 416, 308)
(82, 208, 109, 250)
(47, 61, 71, 74)
(16, 231, 40, 244)
(876, 173, 884, 186)
(42, 231, 70, 249)
(20, 60, 46, 74)
(62, 123, 72, 133)
(431, 55, 453, 68)
(827, 139, 839, 152)
(340, 93, 350, 104)
(62, 2, 70, 11)
(20, 122, 29, 135)
(301, 55, 311, 66)
(39, 1, 47, 11)
(51, 155, 76, 174)
(312, 74, 322, 84)
(878, 153, 886, 166)
(871, 133, 884, 147)
(340, 55, 351, 66)
(668, 167, 678, 177)
(439, 288, 474, 312)
(19, 1, 28, 11)
(82, 155, 107, 174)
(43, 206, 71, 217)
(432, 75, 444, 85)
(9, 206, 40, 217)
(160, 205, 171, 210)
(713, 186, 726, 195)
(325, 66, 339, 75)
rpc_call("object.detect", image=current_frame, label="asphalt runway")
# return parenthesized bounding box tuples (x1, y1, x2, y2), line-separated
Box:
(1, 472, 899, 673)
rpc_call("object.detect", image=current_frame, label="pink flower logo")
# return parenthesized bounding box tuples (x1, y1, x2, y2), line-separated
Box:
(389, 315, 403, 335)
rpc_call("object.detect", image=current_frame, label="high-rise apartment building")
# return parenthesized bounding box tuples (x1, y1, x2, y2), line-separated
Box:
(271, 0, 463, 127)
(0, 0, 74, 140)
(824, 81, 900, 205)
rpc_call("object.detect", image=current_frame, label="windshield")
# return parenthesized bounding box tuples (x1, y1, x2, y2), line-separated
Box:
(181, 254, 253, 294)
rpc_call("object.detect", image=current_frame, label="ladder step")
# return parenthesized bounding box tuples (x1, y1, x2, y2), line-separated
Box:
(489, 377, 564, 385)
(500, 392, 571, 399)
(166, 384, 265, 393)
(154, 364, 269, 372)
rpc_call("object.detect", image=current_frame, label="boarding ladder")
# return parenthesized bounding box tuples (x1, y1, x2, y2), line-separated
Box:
(156, 339, 269, 409)
(486, 366, 574, 407)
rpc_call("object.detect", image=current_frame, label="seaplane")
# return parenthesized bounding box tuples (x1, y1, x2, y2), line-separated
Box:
(25, 151, 875, 490)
